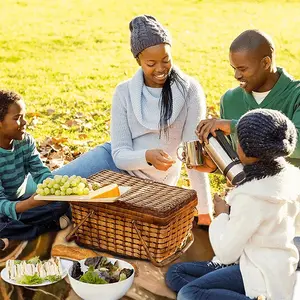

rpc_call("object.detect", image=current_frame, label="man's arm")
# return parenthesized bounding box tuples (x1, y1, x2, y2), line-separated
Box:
(220, 96, 239, 134)
(289, 104, 300, 159)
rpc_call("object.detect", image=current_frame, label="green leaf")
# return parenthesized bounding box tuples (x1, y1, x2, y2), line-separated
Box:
(45, 275, 62, 282)
(26, 256, 41, 265)
(79, 270, 107, 284)
(119, 273, 127, 281)
(17, 274, 44, 285)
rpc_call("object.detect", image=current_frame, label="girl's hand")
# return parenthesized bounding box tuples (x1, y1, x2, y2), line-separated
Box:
(213, 193, 230, 216)
(146, 149, 176, 171)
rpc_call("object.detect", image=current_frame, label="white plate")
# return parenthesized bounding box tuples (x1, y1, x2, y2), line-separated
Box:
(0, 259, 73, 287)
(34, 186, 131, 203)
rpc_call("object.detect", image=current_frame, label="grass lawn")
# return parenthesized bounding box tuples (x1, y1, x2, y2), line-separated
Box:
(1, 0, 300, 191)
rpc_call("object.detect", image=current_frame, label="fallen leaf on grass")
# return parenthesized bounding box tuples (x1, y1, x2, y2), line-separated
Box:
(207, 105, 219, 119)
(37, 136, 83, 171)
(74, 112, 84, 118)
(78, 133, 88, 139)
(65, 119, 81, 127)
(47, 108, 55, 115)
(26, 112, 41, 118)
(48, 152, 65, 169)
(71, 140, 88, 146)
(52, 137, 69, 144)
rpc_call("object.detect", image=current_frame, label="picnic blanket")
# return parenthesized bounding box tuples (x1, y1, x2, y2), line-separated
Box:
(0, 225, 213, 300)
(0, 225, 299, 300)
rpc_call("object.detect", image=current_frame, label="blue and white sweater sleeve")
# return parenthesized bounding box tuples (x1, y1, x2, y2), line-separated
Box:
(111, 88, 151, 171)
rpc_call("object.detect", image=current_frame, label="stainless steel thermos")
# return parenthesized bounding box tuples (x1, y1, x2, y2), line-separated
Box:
(204, 131, 245, 185)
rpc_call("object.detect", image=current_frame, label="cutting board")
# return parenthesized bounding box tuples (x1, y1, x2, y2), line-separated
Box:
(34, 186, 131, 203)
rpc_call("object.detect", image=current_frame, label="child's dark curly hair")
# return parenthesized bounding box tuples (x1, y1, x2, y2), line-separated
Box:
(0, 90, 22, 121)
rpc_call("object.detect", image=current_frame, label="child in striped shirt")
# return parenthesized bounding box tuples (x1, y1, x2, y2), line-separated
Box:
(0, 90, 70, 253)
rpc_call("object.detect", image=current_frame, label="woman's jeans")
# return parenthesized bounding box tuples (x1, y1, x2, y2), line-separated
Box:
(26, 142, 124, 192)
(166, 261, 252, 300)
(54, 142, 123, 177)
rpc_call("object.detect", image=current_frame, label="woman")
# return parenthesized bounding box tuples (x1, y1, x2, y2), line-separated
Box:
(53, 15, 212, 225)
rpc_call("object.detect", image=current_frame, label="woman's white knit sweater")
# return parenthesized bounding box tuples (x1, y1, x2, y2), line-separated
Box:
(209, 164, 300, 299)
(110, 67, 212, 214)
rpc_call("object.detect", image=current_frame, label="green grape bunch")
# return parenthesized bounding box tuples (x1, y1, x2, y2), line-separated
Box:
(36, 175, 90, 196)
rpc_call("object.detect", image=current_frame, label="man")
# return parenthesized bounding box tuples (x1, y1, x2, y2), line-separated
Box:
(196, 29, 300, 171)
(196, 29, 300, 268)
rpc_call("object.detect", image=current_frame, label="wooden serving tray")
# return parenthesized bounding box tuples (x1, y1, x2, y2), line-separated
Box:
(34, 186, 131, 203)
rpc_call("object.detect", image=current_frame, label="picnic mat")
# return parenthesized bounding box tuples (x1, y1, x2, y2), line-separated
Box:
(0, 225, 214, 300)
(1, 225, 299, 300)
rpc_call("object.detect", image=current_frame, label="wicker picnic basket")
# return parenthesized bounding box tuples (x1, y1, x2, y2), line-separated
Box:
(66, 170, 197, 266)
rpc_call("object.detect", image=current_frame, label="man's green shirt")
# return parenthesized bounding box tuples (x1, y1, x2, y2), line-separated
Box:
(221, 67, 300, 167)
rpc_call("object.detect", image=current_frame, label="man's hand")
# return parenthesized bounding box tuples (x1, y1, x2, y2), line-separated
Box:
(196, 118, 232, 144)
(15, 194, 51, 213)
(146, 149, 176, 171)
(213, 193, 230, 217)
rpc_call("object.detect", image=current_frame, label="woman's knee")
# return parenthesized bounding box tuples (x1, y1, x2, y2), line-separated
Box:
(53, 142, 118, 177)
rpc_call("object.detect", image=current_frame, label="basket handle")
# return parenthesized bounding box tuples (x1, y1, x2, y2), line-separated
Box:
(66, 210, 95, 242)
(132, 221, 194, 267)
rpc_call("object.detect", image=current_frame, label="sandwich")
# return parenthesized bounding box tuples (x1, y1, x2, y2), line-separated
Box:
(6, 256, 63, 284)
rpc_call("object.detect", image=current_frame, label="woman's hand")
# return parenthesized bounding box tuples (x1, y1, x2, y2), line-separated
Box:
(213, 193, 230, 217)
(146, 149, 175, 171)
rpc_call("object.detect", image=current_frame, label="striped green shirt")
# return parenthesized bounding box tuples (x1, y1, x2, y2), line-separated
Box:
(0, 133, 52, 220)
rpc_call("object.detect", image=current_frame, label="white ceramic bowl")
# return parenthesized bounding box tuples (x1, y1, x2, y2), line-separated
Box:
(68, 257, 134, 300)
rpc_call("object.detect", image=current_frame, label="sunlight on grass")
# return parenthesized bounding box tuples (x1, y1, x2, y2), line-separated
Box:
(0, 0, 299, 190)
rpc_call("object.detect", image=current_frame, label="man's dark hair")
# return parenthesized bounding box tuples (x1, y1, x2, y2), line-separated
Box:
(0, 90, 22, 121)
(230, 29, 275, 59)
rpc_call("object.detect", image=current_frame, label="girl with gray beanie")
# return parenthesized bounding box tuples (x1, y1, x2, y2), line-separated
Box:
(47, 15, 212, 225)
(166, 108, 300, 299)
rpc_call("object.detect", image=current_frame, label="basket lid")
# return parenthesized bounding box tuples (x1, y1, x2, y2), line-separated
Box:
(88, 170, 197, 218)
